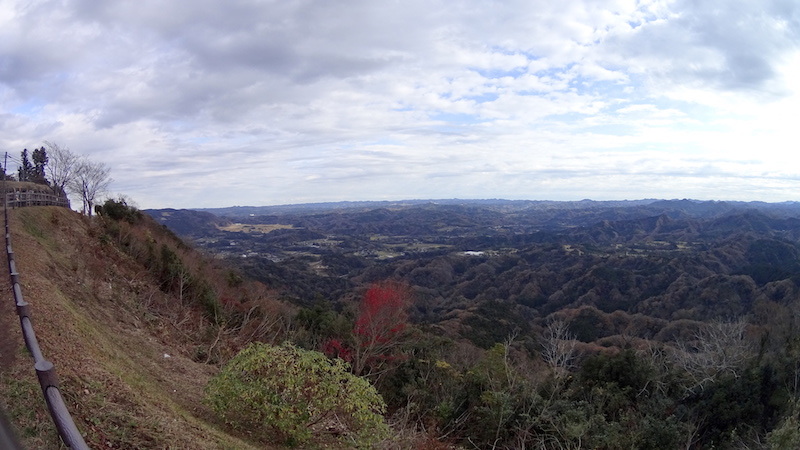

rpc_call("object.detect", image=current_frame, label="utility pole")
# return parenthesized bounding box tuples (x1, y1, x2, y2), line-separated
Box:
(3, 152, 7, 208)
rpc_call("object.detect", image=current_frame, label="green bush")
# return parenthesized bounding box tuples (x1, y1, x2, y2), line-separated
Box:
(768, 413, 800, 449)
(205, 342, 389, 447)
(97, 197, 142, 223)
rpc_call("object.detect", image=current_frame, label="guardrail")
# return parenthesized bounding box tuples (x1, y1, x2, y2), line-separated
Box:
(2, 189, 89, 448)
(5, 190, 70, 208)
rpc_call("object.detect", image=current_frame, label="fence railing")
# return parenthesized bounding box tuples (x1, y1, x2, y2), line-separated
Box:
(4, 190, 70, 209)
(2, 188, 89, 448)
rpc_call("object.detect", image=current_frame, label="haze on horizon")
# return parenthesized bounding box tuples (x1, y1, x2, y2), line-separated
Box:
(1, 0, 799, 209)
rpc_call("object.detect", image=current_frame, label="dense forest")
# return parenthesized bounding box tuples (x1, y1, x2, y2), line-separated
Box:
(147, 199, 800, 448)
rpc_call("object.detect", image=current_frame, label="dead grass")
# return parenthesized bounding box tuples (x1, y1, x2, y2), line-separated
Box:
(2, 180, 55, 193)
(0, 207, 268, 449)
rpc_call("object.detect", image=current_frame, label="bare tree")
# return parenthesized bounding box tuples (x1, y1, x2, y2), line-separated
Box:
(639, 342, 676, 397)
(541, 319, 578, 376)
(69, 157, 112, 216)
(43, 141, 78, 196)
(675, 318, 753, 394)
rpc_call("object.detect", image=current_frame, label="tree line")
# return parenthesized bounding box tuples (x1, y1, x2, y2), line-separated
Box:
(2, 141, 112, 215)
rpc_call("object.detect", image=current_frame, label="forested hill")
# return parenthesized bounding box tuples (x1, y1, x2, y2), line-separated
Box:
(14, 198, 800, 448)
(144, 198, 800, 448)
(146, 199, 800, 327)
(182, 198, 800, 240)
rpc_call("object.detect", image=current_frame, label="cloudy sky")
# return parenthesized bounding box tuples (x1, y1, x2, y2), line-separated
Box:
(1, 0, 799, 208)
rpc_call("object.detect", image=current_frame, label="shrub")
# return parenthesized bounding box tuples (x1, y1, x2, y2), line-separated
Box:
(768, 413, 800, 449)
(205, 342, 389, 447)
(97, 197, 142, 223)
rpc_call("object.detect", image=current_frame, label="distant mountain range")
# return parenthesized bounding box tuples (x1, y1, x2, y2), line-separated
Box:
(193, 198, 800, 219)
(193, 198, 659, 217)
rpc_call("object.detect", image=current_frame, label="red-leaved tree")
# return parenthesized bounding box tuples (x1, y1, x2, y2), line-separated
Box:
(320, 281, 412, 377)
(350, 281, 412, 377)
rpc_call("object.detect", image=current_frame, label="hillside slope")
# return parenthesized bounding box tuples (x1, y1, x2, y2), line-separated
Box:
(0, 206, 271, 449)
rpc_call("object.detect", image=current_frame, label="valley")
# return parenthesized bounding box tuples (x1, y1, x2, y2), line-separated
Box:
(49, 196, 800, 448)
(148, 199, 800, 348)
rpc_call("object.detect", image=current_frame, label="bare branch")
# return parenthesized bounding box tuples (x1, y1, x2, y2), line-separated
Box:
(541, 319, 577, 376)
(674, 318, 753, 393)
(68, 157, 112, 215)
(43, 141, 79, 195)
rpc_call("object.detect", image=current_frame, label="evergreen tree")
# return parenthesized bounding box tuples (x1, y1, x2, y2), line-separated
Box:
(18, 149, 33, 182)
(31, 146, 48, 184)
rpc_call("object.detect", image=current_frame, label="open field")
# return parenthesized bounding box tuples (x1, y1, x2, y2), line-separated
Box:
(217, 223, 293, 233)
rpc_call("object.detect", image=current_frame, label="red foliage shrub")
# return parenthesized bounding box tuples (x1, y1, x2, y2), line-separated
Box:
(322, 338, 353, 362)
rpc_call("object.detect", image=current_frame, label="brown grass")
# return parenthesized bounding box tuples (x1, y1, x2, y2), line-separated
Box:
(0, 207, 269, 449)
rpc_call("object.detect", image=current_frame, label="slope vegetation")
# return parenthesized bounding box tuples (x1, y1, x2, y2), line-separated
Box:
(0, 205, 286, 449)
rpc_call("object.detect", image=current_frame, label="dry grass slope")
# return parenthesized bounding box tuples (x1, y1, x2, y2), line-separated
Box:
(0, 206, 270, 449)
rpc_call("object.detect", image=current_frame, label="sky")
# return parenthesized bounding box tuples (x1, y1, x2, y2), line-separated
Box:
(1, 0, 799, 209)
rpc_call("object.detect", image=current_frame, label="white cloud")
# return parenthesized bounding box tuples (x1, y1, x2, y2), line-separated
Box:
(0, 0, 798, 208)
